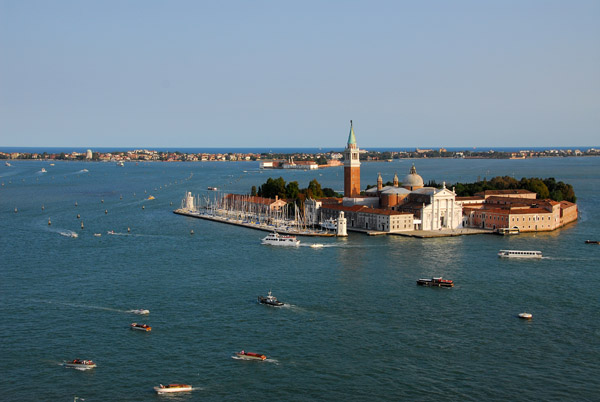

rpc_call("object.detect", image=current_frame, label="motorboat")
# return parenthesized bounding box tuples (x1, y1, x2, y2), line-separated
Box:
(320, 218, 337, 230)
(41, 168, 47, 173)
(207, 186, 218, 191)
(107, 230, 116, 235)
(518, 312, 533, 319)
(585, 240, 600, 244)
(498, 250, 543, 259)
(64, 359, 96, 369)
(93, 233, 102, 237)
(258, 290, 284, 307)
(130, 323, 151, 331)
(117, 161, 124, 167)
(416, 277, 454, 287)
(154, 384, 192, 394)
(310, 243, 324, 248)
(130, 309, 150, 315)
(234, 350, 267, 361)
(5, 162, 11, 166)
(60, 231, 78, 238)
(147, 195, 155, 200)
(261, 232, 300, 246)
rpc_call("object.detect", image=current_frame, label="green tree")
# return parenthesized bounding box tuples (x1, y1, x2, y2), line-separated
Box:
(285, 181, 300, 200)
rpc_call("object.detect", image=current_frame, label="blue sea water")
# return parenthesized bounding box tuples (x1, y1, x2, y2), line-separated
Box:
(1, 158, 599, 401)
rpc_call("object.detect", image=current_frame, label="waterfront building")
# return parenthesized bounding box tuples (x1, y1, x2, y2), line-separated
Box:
(457, 192, 578, 232)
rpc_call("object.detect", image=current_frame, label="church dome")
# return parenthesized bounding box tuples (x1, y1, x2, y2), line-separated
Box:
(402, 164, 424, 189)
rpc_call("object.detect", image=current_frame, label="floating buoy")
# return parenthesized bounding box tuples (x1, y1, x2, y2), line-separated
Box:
(105, 209, 108, 214)
(127, 227, 131, 233)
(81, 221, 84, 229)
(48, 218, 51, 225)
(190, 230, 194, 235)
(77, 214, 80, 219)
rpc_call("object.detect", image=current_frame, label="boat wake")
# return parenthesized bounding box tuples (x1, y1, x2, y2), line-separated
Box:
(58, 230, 79, 238)
(74, 169, 89, 174)
(34, 299, 131, 314)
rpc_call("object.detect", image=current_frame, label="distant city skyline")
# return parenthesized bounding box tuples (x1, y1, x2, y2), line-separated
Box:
(1, 1, 599, 148)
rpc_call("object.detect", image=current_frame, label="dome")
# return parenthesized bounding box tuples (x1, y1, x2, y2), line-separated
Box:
(402, 164, 424, 189)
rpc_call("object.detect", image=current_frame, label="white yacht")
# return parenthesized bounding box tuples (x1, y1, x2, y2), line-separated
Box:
(498, 250, 542, 259)
(320, 218, 337, 230)
(261, 232, 300, 247)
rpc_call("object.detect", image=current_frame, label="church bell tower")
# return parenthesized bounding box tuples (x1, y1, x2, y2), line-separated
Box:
(344, 120, 361, 197)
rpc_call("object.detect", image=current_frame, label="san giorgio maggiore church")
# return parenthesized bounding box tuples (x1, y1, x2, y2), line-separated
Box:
(306, 122, 463, 233)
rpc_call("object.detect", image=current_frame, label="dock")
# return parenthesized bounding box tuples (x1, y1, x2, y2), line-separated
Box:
(173, 209, 337, 237)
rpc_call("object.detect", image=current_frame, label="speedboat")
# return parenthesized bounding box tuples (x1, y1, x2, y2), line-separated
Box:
(41, 168, 47, 173)
(518, 312, 533, 319)
(130, 309, 149, 315)
(234, 350, 266, 361)
(5, 162, 11, 167)
(154, 384, 192, 394)
(416, 277, 454, 287)
(64, 359, 96, 369)
(258, 290, 284, 307)
(585, 240, 600, 244)
(107, 230, 116, 235)
(117, 161, 124, 167)
(310, 243, 324, 248)
(93, 233, 102, 237)
(60, 231, 78, 238)
(261, 232, 300, 246)
(207, 186, 218, 191)
(147, 195, 155, 200)
(130, 323, 151, 331)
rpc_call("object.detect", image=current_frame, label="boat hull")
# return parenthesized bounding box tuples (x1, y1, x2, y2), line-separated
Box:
(235, 352, 266, 361)
(154, 385, 192, 393)
(258, 297, 284, 307)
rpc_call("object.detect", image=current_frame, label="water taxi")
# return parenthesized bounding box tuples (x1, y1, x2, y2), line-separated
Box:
(261, 232, 300, 247)
(497, 227, 520, 235)
(258, 290, 284, 306)
(498, 250, 542, 259)
(64, 359, 96, 369)
(234, 350, 267, 361)
(130, 309, 150, 315)
(416, 277, 454, 287)
(154, 384, 192, 394)
(130, 323, 151, 331)
(518, 312, 533, 319)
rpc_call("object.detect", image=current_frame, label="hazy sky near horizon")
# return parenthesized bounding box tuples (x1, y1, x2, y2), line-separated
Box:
(1, 1, 599, 148)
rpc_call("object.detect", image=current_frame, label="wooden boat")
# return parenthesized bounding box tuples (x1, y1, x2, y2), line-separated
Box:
(416, 277, 454, 288)
(130, 323, 151, 331)
(64, 359, 96, 369)
(154, 384, 192, 393)
(234, 350, 267, 360)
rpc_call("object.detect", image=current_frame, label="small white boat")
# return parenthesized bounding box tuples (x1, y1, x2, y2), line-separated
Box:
(130, 309, 150, 315)
(261, 232, 300, 247)
(154, 384, 192, 394)
(41, 168, 47, 173)
(5, 162, 11, 167)
(498, 250, 542, 259)
(117, 161, 124, 167)
(130, 323, 151, 331)
(93, 233, 102, 237)
(60, 231, 78, 238)
(64, 359, 96, 369)
(320, 218, 337, 230)
(518, 312, 533, 319)
(107, 230, 116, 235)
(207, 186, 218, 191)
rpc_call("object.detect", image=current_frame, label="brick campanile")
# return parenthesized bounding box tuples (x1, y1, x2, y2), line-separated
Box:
(344, 120, 361, 197)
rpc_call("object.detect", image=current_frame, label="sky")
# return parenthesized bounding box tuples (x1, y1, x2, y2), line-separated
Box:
(1, 0, 599, 148)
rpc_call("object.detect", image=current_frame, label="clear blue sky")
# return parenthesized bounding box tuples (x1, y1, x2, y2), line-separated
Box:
(1, 0, 599, 148)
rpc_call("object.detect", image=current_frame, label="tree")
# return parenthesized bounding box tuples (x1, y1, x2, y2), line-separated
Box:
(285, 181, 300, 200)
(251, 186, 257, 196)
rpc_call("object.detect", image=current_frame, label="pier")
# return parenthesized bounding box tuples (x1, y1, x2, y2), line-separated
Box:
(173, 209, 336, 237)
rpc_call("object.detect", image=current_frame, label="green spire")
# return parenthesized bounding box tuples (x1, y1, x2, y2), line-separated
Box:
(347, 120, 356, 145)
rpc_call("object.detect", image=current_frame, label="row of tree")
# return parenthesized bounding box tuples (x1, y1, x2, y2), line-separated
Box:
(434, 176, 576, 202)
(251, 177, 340, 205)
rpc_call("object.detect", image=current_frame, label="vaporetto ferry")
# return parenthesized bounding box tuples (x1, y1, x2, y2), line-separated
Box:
(498, 250, 542, 259)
